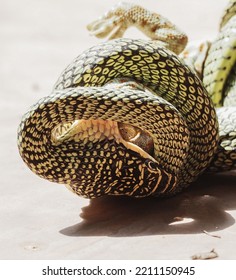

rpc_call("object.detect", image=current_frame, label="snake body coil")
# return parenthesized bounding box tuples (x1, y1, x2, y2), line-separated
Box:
(18, 1, 236, 199)
(18, 39, 218, 198)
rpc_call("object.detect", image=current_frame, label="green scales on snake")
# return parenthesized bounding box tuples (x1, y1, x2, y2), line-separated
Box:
(17, 1, 236, 199)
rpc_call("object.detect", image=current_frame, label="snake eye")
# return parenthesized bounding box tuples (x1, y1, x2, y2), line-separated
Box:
(118, 122, 139, 141)
(118, 122, 154, 156)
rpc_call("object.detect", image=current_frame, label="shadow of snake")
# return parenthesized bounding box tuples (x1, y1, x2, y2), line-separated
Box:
(60, 172, 236, 237)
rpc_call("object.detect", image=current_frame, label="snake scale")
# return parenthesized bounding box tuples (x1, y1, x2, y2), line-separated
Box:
(18, 1, 236, 199)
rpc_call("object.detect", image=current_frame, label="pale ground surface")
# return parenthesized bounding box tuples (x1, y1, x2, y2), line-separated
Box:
(1, 0, 236, 259)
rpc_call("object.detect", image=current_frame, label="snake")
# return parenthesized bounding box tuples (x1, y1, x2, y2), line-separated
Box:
(17, 1, 236, 199)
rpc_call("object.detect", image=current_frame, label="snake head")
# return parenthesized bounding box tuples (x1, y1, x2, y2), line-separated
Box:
(54, 119, 178, 199)
(66, 140, 178, 199)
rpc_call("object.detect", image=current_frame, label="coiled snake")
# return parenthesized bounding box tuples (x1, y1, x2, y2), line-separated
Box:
(17, 1, 236, 198)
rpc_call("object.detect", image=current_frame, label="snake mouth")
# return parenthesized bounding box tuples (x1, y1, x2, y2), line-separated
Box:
(51, 119, 155, 160)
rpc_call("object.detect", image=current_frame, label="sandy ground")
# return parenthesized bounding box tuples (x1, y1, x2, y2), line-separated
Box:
(1, 0, 236, 260)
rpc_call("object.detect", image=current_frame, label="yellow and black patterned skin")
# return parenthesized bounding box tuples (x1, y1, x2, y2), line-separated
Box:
(203, 14, 236, 107)
(17, 38, 219, 198)
(18, 1, 236, 199)
(203, 0, 236, 172)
